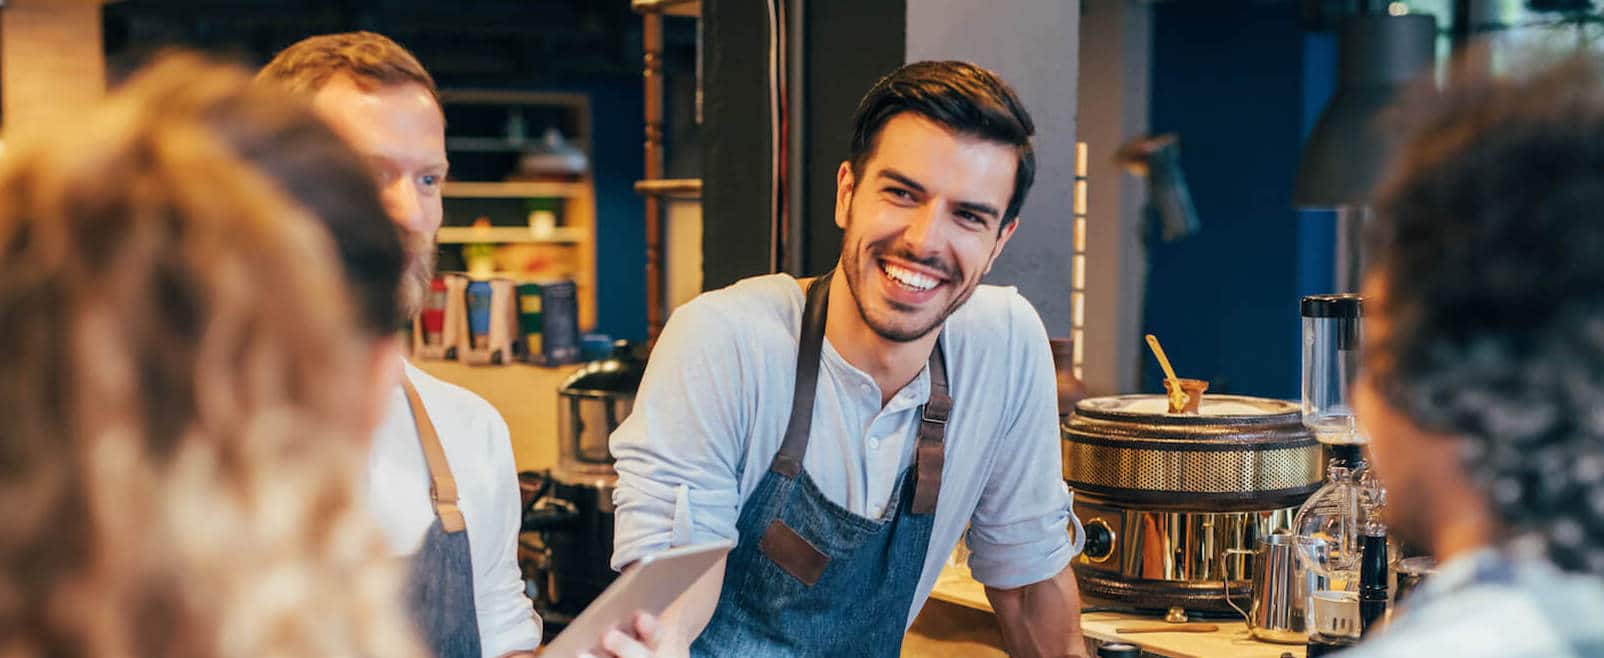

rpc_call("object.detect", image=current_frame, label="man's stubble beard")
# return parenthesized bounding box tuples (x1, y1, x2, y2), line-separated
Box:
(838, 207, 982, 344)
(396, 230, 436, 327)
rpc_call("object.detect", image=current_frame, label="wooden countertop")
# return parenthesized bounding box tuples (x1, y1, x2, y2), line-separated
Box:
(926, 563, 1304, 658)
(411, 358, 580, 471)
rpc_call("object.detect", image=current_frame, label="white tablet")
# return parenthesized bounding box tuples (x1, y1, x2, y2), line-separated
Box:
(542, 539, 735, 656)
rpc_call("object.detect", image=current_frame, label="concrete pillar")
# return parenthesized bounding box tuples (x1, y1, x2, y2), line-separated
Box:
(1077, 0, 1151, 395)
(906, 0, 1081, 337)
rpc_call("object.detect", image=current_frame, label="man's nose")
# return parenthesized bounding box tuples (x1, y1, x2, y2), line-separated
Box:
(900, 203, 945, 255)
(381, 178, 425, 232)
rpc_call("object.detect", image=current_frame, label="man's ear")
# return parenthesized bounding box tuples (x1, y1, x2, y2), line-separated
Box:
(834, 161, 856, 230)
(985, 217, 1022, 275)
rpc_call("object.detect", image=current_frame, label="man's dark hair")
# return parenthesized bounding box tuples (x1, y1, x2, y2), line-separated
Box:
(848, 60, 1036, 227)
(139, 53, 404, 336)
(257, 31, 439, 107)
(1366, 55, 1604, 576)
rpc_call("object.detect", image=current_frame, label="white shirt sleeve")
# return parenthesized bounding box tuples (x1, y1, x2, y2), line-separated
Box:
(610, 298, 749, 571)
(473, 411, 542, 657)
(964, 293, 1080, 589)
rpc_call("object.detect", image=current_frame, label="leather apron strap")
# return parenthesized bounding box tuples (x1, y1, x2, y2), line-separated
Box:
(402, 376, 468, 533)
(912, 342, 949, 515)
(770, 273, 832, 478)
(771, 272, 950, 514)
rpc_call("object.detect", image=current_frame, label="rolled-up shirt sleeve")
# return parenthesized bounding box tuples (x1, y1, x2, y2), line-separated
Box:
(610, 299, 748, 571)
(965, 294, 1082, 589)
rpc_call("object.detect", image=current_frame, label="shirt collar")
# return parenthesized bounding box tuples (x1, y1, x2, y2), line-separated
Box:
(820, 337, 932, 412)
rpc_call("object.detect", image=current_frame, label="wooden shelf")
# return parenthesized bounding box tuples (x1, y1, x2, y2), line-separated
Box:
(452, 273, 590, 286)
(436, 226, 587, 244)
(440, 89, 595, 331)
(631, 0, 699, 16)
(443, 181, 589, 199)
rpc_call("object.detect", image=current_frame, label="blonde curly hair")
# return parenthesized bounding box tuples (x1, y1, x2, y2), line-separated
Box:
(0, 55, 425, 658)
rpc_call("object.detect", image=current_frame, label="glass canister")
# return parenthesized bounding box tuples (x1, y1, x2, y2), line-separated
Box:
(1301, 294, 1365, 446)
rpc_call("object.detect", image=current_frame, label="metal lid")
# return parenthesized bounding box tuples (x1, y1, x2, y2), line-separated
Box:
(1073, 394, 1303, 429)
(559, 340, 645, 395)
(1302, 294, 1363, 319)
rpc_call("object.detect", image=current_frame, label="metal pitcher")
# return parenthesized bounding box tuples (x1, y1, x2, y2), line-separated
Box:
(1222, 532, 1327, 644)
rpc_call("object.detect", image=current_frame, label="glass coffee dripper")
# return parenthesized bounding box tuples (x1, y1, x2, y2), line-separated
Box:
(1294, 294, 1383, 586)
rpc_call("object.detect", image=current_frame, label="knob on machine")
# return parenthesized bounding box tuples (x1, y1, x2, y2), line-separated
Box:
(1081, 518, 1115, 563)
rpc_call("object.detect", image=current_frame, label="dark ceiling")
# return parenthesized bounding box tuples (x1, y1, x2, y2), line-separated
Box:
(103, 0, 695, 88)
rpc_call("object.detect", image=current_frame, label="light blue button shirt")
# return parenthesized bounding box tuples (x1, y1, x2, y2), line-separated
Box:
(1336, 548, 1604, 658)
(610, 274, 1081, 627)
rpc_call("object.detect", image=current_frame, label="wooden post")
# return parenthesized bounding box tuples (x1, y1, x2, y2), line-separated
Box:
(642, 10, 665, 341)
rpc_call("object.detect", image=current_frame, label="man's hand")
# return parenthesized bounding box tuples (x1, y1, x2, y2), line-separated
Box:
(579, 611, 664, 658)
(983, 564, 1088, 658)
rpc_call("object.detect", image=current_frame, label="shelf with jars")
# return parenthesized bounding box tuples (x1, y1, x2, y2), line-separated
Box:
(436, 89, 597, 330)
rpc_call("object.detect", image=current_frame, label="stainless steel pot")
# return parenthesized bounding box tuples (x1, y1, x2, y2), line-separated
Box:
(555, 340, 644, 475)
(1223, 531, 1328, 644)
(1064, 394, 1324, 613)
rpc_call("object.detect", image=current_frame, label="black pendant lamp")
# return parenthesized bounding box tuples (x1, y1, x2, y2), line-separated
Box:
(1294, 14, 1437, 208)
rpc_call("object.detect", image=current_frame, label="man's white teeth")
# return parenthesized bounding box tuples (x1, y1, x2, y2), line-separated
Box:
(882, 262, 939, 292)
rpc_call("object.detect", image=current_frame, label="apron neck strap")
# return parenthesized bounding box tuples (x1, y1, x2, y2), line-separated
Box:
(912, 341, 949, 515)
(402, 375, 468, 533)
(771, 273, 831, 477)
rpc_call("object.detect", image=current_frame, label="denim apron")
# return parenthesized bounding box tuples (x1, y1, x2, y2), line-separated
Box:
(690, 273, 951, 657)
(400, 376, 484, 658)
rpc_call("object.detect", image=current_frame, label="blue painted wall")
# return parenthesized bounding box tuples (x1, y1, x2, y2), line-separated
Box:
(554, 81, 648, 343)
(1297, 34, 1340, 326)
(1142, 1, 1333, 399)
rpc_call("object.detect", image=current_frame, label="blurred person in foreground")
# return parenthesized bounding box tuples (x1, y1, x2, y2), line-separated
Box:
(0, 56, 421, 657)
(1347, 54, 1604, 658)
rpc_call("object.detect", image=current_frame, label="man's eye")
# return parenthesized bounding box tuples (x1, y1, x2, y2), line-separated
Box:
(420, 174, 441, 187)
(886, 188, 914, 200)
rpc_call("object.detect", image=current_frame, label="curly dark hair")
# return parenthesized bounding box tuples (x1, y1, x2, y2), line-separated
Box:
(848, 60, 1035, 227)
(1366, 54, 1604, 576)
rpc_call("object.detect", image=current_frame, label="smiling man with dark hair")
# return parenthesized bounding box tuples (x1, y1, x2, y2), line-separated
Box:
(611, 61, 1086, 657)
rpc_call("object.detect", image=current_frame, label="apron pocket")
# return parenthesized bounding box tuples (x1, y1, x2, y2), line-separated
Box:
(758, 519, 830, 586)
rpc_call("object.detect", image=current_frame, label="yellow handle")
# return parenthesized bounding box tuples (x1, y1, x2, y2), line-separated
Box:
(1145, 334, 1182, 383)
(1145, 334, 1190, 411)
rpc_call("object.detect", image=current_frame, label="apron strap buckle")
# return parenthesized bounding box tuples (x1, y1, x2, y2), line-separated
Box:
(920, 394, 952, 425)
(912, 389, 951, 515)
